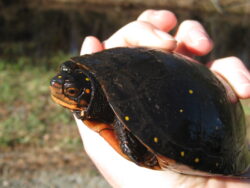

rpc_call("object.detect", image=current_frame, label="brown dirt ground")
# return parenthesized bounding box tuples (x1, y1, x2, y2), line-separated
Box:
(0, 147, 111, 188)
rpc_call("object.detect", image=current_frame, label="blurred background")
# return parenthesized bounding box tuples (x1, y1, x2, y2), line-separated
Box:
(0, 0, 250, 187)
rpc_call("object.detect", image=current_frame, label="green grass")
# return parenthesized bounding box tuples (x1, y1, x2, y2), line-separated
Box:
(242, 100, 250, 115)
(0, 56, 82, 149)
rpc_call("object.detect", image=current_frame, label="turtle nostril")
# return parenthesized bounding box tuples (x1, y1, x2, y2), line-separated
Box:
(50, 79, 57, 86)
(50, 74, 65, 86)
(50, 78, 58, 86)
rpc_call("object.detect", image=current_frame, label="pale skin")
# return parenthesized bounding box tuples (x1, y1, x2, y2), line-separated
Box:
(76, 10, 250, 188)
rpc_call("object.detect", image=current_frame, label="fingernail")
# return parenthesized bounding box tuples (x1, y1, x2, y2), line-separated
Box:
(82, 36, 92, 45)
(80, 37, 92, 55)
(151, 10, 162, 18)
(188, 29, 211, 46)
(80, 37, 90, 55)
(154, 29, 176, 41)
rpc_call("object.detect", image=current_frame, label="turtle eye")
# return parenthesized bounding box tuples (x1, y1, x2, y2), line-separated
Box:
(65, 87, 80, 97)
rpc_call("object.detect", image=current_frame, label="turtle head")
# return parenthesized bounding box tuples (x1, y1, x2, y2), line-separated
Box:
(50, 61, 92, 116)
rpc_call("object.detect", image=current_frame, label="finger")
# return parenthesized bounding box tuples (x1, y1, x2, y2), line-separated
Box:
(104, 21, 177, 51)
(209, 57, 250, 99)
(80, 36, 104, 55)
(137, 9, 177, 32)
(175, 20, 213, 56)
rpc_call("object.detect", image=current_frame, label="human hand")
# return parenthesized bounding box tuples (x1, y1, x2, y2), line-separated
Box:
(77, 9, 250, 188)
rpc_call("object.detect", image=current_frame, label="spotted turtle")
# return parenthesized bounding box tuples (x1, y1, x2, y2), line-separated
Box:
(50, 47, 250, 178)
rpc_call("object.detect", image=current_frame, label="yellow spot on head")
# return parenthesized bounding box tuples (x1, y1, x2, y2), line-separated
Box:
(124, 116, 130, 121)
(180, 151, 185, 157)
(216, 162, 219, 167)
(188, 89, 194, 94)
(194, 158, 200, 163)
(85, 77, 90, 81)
(154, 137, 158, 143)
(85, 88, 91, 94)
(179, 109, 184, 113)
(58, 75, 62, 79)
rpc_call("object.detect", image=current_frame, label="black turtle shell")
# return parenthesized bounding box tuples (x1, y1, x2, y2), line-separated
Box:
(72, 47, 250, 177)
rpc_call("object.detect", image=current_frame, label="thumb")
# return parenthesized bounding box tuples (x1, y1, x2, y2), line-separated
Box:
(80, 36, 104, 55)
(208, 57, 250, 99)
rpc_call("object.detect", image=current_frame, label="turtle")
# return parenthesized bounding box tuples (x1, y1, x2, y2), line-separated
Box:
(50, 47, 250, 178)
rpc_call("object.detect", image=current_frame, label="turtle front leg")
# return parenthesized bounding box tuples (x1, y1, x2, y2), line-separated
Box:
(113, 119, 160, 169)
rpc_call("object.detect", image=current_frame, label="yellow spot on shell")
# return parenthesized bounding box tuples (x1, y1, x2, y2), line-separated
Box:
(85, 77, 90, 81)
(58, 75, 62, 78)
(188, 89, 194, 94)
(154, 137, 159, 143)
(124, 116, 130, 121)
(85, 88, 91, 94)
(194, 158, 200, 163)
(180, 151, 185, 157)
(179, 109, 184, 113)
